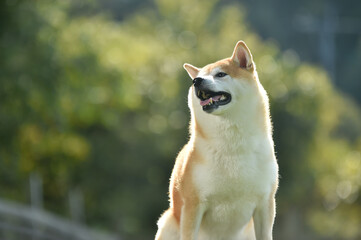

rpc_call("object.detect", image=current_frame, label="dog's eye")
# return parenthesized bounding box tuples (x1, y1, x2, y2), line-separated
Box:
(215, 72, 227, 78)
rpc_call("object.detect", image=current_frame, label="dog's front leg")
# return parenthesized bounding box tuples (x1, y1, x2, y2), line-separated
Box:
(253, 196, 276, 240)
(180, 201, 205, 240)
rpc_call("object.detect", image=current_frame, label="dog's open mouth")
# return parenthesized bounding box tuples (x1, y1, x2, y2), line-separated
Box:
(196, 89, 232, 112)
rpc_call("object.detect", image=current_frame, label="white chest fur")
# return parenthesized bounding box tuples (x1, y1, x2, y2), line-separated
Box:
(191, 126, 278, 238)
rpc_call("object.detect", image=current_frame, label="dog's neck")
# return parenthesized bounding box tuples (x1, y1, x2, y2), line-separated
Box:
(189, 96, 271, 140)
(188, 100, 273, 159)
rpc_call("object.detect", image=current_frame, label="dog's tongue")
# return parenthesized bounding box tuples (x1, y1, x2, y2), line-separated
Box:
(200, 95, 222, 106)
(200, 98, 211, 106)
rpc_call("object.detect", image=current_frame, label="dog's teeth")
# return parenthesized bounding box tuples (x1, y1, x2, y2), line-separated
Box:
(202, 91, 206, 99)
(210, 98, 213, 104)
(220, 95, 226, 100)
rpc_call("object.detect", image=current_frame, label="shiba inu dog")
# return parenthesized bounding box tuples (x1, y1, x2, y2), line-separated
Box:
(155, 41, 279, 240)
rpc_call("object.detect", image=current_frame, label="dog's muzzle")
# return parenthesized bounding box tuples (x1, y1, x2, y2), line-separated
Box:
(193, 77, 204, 88)
(193, 78, 232, 113)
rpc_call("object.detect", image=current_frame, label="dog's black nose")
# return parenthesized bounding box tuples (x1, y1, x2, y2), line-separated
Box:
(193, 77, 204, 87)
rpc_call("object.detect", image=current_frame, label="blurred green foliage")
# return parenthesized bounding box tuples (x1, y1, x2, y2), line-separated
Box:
(1, 0, 361, 239)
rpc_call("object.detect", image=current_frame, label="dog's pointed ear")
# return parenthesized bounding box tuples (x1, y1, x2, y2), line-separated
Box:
(231, 41, 254, 71)
(183, 63, 200, 79)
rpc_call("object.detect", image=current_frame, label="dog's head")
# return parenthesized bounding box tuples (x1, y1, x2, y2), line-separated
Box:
(184, 41, 262, 117)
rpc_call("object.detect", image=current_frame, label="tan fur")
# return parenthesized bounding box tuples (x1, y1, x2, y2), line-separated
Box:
(202, 59, 254, 81)
(156, 41, 278, 240)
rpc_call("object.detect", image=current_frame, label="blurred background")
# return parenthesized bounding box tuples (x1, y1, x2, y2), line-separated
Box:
(1, 0, 361, 239)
